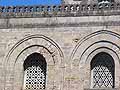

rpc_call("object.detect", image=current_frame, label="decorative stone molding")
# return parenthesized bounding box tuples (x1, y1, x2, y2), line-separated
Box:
(70, 30, 120, 89)
(3, 34, 64, 90)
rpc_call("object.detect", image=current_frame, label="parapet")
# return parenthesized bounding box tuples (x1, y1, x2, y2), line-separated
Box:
(0, 3, 120, 18)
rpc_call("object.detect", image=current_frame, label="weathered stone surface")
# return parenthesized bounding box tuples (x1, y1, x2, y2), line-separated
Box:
(0, 1, 120, 90)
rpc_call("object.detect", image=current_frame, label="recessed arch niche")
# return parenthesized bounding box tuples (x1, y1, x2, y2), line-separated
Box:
(4, 34, 64, 90)
(71, 30, 120, 89)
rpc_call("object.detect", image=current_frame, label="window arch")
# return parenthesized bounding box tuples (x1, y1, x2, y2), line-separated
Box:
(23, 53, 47, 90)
(90, 52, 115, 88)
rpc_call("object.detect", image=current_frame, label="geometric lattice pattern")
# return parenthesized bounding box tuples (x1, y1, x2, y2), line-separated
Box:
(24, 66, 46, 89)
(93, 66, 113, 88)
(23, 53, 47, 90)
(91, 52, 114, 88)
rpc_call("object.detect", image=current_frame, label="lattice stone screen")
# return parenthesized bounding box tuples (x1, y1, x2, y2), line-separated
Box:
(23, 53, 46, 90)
(91, 52, 115, 88)
(24, 66, 45, 89)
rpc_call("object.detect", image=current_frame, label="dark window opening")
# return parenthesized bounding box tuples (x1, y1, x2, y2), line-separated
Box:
(91, 52, 115, 88)
(23, 53, 47, 89)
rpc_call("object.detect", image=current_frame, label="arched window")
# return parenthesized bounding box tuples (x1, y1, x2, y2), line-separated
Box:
(91, 52, 115, 88)
(23, 53, 47, 90)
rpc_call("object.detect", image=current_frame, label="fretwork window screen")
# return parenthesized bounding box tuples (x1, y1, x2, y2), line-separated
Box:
(23, 53, 47, 90)
(91, 52, 115, 88)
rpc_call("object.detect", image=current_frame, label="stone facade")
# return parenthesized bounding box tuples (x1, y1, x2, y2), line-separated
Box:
(0, 0, 120, 90)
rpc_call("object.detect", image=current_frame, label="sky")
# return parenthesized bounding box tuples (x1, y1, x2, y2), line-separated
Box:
(0, 0, 61, 6)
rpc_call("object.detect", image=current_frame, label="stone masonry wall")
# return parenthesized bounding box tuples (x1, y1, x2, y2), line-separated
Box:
(0, 15, 120, 90)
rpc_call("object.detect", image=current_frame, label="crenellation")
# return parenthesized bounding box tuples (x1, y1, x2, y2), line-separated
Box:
(0, 3, 120, 18)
